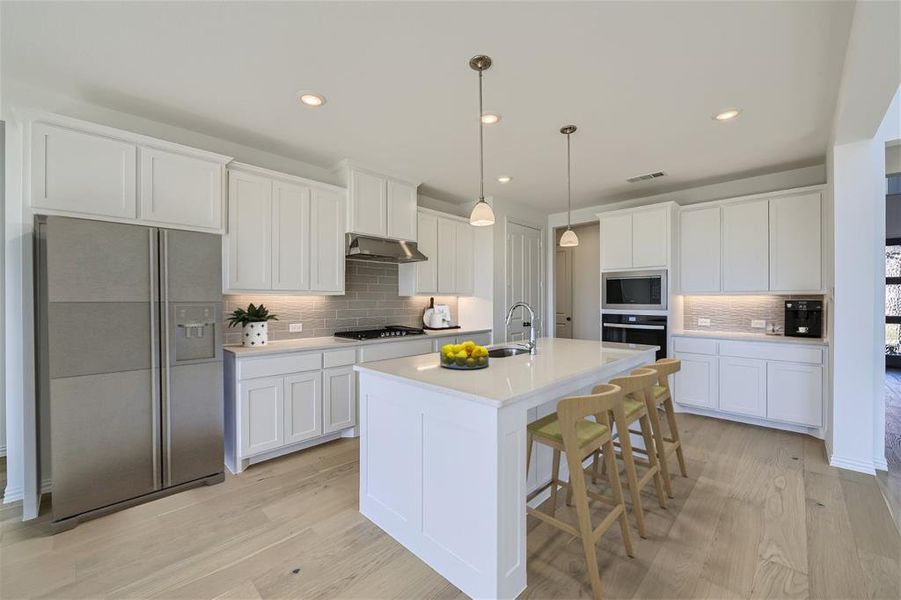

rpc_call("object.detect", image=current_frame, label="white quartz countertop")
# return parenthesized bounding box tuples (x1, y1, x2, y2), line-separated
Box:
(224, 327, 491, 357)
(355, 338, 659, 406)
(672, 330, 829, 346)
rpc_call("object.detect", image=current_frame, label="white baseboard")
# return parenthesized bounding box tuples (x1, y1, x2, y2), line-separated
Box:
(3, 479, 52, 504)
(874, 456, 889, 471)
(828, 454, 877, 475)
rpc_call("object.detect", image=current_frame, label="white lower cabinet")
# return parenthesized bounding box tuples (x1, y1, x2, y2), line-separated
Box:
(430, 331, 493, 352)
(673, 353, 718, 409)
(718, 357, 767, 418)
(284, 372, 323, 444)
(671, 335, 826, 433)
(766, 362, 823, 427)
(323, 366, 356, 433)
(239, 376, 284, 456)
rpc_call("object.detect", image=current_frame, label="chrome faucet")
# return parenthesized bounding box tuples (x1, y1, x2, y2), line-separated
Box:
(505, 301, 538, 355)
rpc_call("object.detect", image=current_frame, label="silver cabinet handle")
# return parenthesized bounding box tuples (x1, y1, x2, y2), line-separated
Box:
(602, 323, 665, 330)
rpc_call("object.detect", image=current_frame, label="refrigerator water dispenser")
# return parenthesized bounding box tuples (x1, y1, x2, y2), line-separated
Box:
(174, 304, 218, 361)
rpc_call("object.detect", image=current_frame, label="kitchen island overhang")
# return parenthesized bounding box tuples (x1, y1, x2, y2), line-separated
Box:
(355, 338, 658, 599)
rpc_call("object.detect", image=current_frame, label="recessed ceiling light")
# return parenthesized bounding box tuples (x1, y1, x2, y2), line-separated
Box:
(497, 175, 512, 183)
(713, 108, 741, 121)
(481, 113, 500, 125)
(298, 92, 326, 107)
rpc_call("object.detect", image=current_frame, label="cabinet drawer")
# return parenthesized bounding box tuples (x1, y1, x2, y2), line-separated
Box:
(238, 352, 322, 380)
(359, 339, 433, 363)
(323, 348, 356, 368)
(672, 337, 717, 356)
(718, 340, 822, 364)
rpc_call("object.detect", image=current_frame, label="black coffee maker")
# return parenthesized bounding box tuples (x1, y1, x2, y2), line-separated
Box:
(784, 300, 823, 338)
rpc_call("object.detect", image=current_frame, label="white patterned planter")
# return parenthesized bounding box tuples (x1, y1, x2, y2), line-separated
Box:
(242, 322, 269, 347)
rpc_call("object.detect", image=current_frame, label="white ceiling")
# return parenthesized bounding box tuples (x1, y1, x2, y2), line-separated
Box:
(2, 1, 854, 211)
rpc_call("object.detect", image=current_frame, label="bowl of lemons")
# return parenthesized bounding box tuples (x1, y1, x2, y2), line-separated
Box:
(440, 340, 490, 370)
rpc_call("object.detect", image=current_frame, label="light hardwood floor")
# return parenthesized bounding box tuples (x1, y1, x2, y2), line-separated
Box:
(1, 414, 899, 599)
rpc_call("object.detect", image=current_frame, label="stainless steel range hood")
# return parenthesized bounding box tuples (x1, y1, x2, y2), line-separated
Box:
(345, 233, 428, 264)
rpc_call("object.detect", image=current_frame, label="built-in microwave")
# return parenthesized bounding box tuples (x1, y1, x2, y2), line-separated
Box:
(602, 269, 667, 311)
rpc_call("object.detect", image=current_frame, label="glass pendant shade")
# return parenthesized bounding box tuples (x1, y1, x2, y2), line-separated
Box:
(470, 199, 496, 226)
(559, 228, 579, 247)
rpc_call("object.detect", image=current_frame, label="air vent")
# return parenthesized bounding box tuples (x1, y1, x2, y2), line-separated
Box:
(626, 171, 667, 184)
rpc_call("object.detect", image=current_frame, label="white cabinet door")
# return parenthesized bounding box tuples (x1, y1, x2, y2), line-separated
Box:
(769, 192, 822, 292)
(31, 122, 137, 219)
(632, 207, 668, 268)
(323, 366, 356, 433)
(599, 213, 633, 270)
(284, 372, 322, 444)
(679, 207, 721, 293)
(454, 221, 474, 296)
(722, 200, 769, 292)
(673, 352, 718, 409)
(227, 170, 272, 291)
(766, 362, 823, 427)
(466, 332, 492, 347)
(349, 169, 387, 237)
(436, 217, 457, 294)
(386, 179, 418, 241)
(718, 357, 767, 418)
(139, 147, 223, 231)
(271, 181, 310, 291)
(415, 211, 438, 293)
(240, 376, 284, 456)
(310, 188, 345, 293)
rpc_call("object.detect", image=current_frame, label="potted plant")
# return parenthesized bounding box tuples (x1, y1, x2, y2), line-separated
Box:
(228, 303, 278, 347)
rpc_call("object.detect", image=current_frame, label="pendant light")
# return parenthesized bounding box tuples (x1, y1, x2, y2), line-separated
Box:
(558, 125, 579, 247)
(469, 55, 496, 227)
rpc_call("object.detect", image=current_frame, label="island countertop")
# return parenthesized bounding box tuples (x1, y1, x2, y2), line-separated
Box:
(354, 337, 658, 407)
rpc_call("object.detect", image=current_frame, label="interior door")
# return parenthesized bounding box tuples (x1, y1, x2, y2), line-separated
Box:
(506, 222, 542, 342)
(554, 245, 573, 338)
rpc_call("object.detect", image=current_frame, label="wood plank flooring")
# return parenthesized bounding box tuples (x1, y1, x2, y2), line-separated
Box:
(2, 414, 899, 599)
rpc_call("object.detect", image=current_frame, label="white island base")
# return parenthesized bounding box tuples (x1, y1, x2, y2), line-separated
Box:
(356, 339, 658, 599)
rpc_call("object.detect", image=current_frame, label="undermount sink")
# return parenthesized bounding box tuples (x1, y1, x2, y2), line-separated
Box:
(487, 346, 530, 358)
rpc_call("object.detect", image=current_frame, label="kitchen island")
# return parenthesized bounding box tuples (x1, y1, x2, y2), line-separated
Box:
(355, 338, 658, 599)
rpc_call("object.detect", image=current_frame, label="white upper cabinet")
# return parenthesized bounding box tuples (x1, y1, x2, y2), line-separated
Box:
(31, 122, 138, 219)
(599, 213, 633, 271)
(598, 204, 672, 271)
(139, 147, 225, 231)
(722, 200, 768, 292)
(227, 170, 272, 291)
(348, 168, 387, 237)
(769, 192, 822, 292)
(387, 179, 418, 241)
(225, 163, 345, 294)
(398, 209, 473, 296)
(631, 207, 669, 268)
(271, 181, 310, 291)
(436, 215, 457, 294)
(344, 164, 420, 242)
(28, 114, 231, 232)
(414, 211, 438, 293)
(679, 206, 721, 293)
(310, 187, 346, 293)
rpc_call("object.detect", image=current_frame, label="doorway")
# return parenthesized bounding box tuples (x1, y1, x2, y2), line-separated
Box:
(553, 223, 600, 340)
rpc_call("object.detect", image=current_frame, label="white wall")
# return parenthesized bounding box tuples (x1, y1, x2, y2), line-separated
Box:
(826, 0, 900, 474)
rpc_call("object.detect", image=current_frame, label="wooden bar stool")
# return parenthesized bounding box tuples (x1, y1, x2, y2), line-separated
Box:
(525, 384, 634, 600)
(642, 358, 688, 496)
(588, 368, 668, 539)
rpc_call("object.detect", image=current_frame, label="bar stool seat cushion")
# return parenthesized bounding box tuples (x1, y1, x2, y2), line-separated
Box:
(623, 395, 645, 420)
(528, 412, 609, 446)
(653, 384, 667, 399)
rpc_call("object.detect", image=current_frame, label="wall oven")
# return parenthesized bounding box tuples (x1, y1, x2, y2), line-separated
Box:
(602, 314, 667, 360)
(602, 269, 667, 311)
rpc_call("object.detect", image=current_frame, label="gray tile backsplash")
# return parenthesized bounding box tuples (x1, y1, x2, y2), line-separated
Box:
(682, 295, 823, 334)
(224, 261, 458, 344)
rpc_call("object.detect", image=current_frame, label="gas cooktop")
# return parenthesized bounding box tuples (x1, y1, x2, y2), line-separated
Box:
(333, 325, 426, 341)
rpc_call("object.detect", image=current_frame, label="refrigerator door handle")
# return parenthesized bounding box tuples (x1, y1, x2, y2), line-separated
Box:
(160, 229, 172, 487)
(149, 229, 162, 488)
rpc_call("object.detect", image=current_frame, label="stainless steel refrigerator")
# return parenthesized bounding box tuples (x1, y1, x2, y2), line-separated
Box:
(36, 215, 224, 526)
